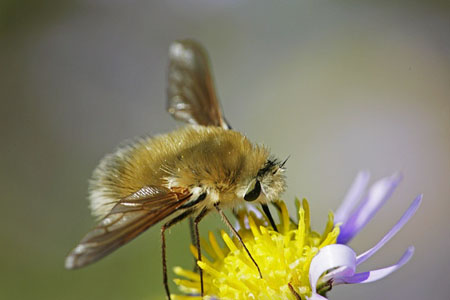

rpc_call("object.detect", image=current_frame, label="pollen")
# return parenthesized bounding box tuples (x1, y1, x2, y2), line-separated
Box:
(173, 199, 340, 300)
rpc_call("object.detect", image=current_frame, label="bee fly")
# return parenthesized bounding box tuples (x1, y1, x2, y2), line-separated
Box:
(65, 39, 287, 299)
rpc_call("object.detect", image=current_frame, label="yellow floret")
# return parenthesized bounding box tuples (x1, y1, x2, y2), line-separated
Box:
(173, 199, 340, 300)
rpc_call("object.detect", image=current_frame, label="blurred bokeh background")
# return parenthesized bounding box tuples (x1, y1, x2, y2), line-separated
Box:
(1, 0, 449, 299)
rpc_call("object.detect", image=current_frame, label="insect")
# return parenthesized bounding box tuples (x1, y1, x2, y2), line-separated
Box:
(65, 39, 287, 299)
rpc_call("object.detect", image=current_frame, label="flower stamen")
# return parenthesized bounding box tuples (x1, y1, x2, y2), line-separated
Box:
(173, 172, 421, 300)
(174, 200, 337, 300)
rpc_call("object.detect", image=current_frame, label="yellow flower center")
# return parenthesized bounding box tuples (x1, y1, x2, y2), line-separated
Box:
(173, 199, 340, 300)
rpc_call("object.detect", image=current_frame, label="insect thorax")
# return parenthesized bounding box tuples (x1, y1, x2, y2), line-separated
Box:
(88, 126, 269, 217)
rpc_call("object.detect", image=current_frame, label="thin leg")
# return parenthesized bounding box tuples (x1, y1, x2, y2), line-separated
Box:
(182, 193, 207, 272)
(161, 210, 193, 300)
(214, 203, 263, 278)
(193, 207, 209, 297)
(189, 216, 196, 245)
(188, 216, 198, 272)
(288, 283, 302, 300)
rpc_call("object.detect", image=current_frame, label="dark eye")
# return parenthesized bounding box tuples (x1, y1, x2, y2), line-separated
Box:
(244, 180, 261, 202)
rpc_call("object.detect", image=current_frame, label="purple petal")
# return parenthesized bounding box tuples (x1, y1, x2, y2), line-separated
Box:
(309, 244, 356, 293)
(337, 246, 414, 284)
(335, 171, 371, 224)
(356, 195, 422, 265)
(337, 173, 402, 244)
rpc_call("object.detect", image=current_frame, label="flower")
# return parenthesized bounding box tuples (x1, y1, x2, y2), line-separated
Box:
(309, 172, 422, 300)
(173, 172, 422, 300)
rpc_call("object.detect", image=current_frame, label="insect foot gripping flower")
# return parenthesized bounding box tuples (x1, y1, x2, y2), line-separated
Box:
(172, 172, 422, 300)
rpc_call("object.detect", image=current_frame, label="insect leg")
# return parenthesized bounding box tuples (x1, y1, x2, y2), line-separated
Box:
(179, 192, 207, 209)
(188, 216, 198, 271)
(214, 203, 263, 278)
(161, 209, 194, 300)
(288, 283, 302, 300)
(181, 193, 208, 271)
(193, 207, 209, 297)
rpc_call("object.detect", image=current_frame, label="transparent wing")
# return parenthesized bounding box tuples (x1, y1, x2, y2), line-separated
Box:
(65, 186, 191, 269)
(167, 39, 230, 129)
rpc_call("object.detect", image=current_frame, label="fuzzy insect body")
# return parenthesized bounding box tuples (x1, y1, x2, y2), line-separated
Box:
(89, 125, 284, 220)
(65, 39, 287, 300)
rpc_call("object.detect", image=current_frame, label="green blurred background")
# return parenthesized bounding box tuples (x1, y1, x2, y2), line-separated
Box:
(1, 0, 449, 299)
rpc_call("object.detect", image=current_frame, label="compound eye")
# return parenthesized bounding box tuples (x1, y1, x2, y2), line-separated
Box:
(244, 180, 261, 202)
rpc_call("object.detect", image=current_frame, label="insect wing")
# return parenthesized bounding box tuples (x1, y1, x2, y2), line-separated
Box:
(65, 186, 191, 269)
(167, 39, 230, 129)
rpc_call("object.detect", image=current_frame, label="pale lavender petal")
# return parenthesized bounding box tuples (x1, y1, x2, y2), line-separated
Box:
(336, 246, 414, 284)
(246, 203, 264, 219)
(335, 171, 370, 224)
(338, 173, 402, 244)
(356, 195, 422, 265)
(309, 244, 356, 293)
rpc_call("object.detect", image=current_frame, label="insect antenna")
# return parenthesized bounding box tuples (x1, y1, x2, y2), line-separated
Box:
(214, 203, 263, 279)
(280, 155, 290, 169)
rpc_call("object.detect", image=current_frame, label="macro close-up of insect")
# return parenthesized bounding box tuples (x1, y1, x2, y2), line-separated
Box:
(65, 39, 288, 299)
(2, 2, 448, 300)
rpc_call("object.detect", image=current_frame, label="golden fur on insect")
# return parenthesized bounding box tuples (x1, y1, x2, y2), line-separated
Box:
(89, 125, 286, 219)
(66, 40, 288, 300)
